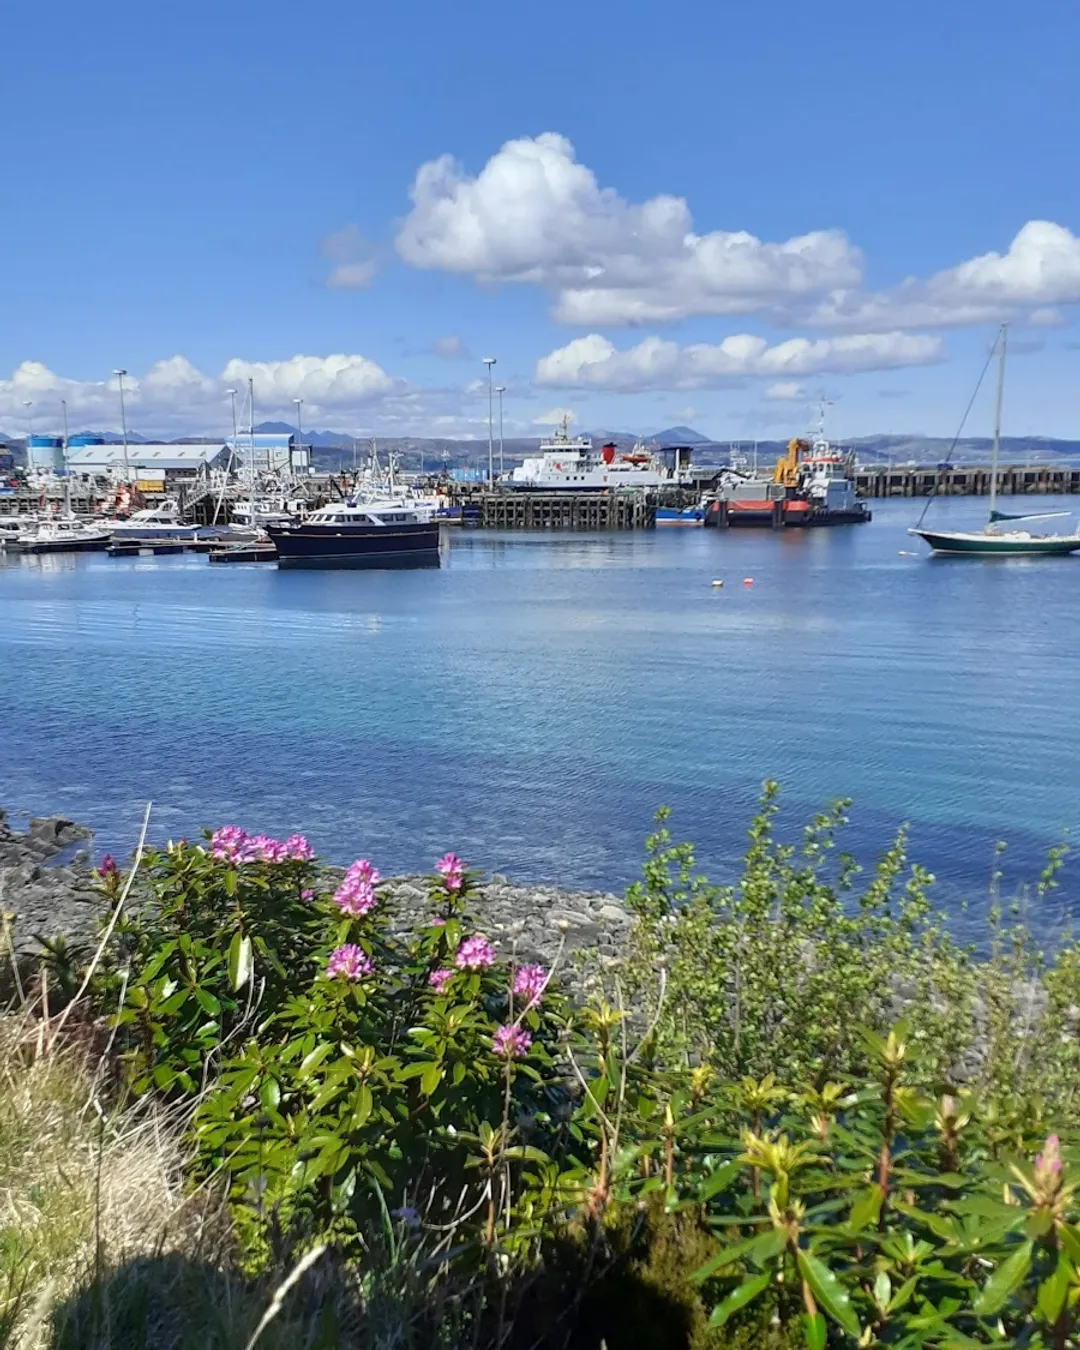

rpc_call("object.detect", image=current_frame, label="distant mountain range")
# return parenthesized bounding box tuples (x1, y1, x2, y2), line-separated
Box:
(4, 423, 1080, 472)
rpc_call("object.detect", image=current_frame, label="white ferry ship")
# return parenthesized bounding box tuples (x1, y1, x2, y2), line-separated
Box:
(507, 417, 674, 492)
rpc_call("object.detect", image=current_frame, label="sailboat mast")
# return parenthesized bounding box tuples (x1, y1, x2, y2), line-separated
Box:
(989, 324, 1007, 522)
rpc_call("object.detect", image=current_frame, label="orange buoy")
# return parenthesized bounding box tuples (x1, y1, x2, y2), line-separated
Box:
(742, 577, 754, 586)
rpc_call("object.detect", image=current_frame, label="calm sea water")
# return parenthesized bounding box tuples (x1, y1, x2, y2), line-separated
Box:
(2, 496, 1078, 936)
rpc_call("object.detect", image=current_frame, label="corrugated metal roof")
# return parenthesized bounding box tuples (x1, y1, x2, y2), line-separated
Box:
(67, 442, 228, 468)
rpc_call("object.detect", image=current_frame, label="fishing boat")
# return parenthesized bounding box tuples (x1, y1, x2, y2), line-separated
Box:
(5, 517, 113, 554)
(909, 326, 1080, 556)
(267, 499, 440, 569)
(109, 504, 204, 541)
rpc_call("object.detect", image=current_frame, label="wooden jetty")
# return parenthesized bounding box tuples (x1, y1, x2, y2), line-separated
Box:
(462, 491, 657, 530)
(854, 464, 1080, 498)
(106, 539, 216, 557)
(207, 541, 278, 564)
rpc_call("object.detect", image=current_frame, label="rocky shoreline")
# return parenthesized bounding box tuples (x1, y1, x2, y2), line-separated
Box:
(0, 812, 633, 970)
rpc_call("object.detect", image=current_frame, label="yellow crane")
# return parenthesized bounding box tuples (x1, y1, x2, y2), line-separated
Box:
(773, 438, 810, 488)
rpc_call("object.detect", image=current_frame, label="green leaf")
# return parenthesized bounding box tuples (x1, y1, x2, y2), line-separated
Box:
(420, 1062, 443, 1097)
(699, 1159, 741, 1202)
(692, 1228, 785, 1284)
(259, 1077, 281, 1113)
(193, 987, 221, 1017)
(224, 867, 237, 896)
(298, 1042, 333, 1080)
(973, 1240, 1032, 1316)
(801, 1311, 826, 1350)
(226, 931, 253, 992)
(707, 1272, 770, 1328)
(353, 1084, 373, 1127)
(1036, 1252, 1071, 1325)
(796, 1251, 859, 1338)
(848, 1184, 883, 1232)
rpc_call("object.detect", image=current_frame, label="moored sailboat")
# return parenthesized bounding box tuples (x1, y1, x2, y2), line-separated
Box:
(909, 326, 1080, 556)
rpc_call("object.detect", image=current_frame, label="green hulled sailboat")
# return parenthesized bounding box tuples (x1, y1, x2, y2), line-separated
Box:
(910, 325, 1080, 557)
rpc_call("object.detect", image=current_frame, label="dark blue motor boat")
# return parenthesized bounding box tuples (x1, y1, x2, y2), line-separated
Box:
(267, 500, 441, 569)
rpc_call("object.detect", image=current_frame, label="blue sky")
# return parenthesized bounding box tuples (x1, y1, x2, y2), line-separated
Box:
(4, 0, 1080, 442)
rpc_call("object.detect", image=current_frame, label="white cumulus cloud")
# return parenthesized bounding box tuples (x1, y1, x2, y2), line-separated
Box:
(534, 331, 945, 392)
(1, 353, 406, 437)
(764, 381, 807, 402)
(396, 133, 862, 326)
(807, 221, 1080, 331)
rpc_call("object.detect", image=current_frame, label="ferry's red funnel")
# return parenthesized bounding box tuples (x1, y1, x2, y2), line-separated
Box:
(601, 443, 616, 464)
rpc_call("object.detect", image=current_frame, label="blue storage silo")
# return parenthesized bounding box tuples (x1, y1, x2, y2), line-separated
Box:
(26, 435, 66, 472)
(68, 434, 105, 448)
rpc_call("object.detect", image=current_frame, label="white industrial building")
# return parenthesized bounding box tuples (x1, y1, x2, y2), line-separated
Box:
(66, 442, 232, 482)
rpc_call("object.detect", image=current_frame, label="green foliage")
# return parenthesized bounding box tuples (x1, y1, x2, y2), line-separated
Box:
(41, 791, 1080, 1349)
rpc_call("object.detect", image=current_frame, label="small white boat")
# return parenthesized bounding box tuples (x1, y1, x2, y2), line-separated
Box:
(109, 504, 203, 541)
(6, 517, 113, 554)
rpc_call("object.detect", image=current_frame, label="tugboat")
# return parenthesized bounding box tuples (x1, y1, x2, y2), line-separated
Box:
(267, 499, 440, 569)
(704, 412, 871, 528)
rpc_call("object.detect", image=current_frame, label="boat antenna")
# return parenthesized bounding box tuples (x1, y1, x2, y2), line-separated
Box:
(914, 330, 1000, 529)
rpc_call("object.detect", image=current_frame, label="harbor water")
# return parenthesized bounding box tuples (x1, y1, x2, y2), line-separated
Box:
(1, 496, 1078, 940)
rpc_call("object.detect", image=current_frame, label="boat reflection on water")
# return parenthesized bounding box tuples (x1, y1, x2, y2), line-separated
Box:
(267, 499, 441, 570)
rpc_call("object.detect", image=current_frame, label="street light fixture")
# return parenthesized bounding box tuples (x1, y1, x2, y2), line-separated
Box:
(113, 369, 130, 482)
(483, 357, 496, 488)
(22, 402, 32, 470)
(293, 398, 304, 476)
(495, 386, 506, 479)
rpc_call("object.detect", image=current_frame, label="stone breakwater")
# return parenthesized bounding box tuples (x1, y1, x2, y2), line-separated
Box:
(0, 813, 634, 970)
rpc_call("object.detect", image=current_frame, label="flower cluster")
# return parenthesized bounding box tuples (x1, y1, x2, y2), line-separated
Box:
(512, 963, 547, 1008)
(455, 935, 495, 970)
(428, 968, 455, 994)
(210, 826, 314, 865)
(95, 854, 119, 880)
(326, 944, 373, 980)
(435, 852, 465, 893)
(492, 1024, 532, 1059)
(334, 858, 381, 917)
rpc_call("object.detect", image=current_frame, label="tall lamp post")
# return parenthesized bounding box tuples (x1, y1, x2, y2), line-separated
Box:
(113, 369, 130, 482)
(23, 401, 32, 458)
(495, 385, 506, 478)
(61, 397, 69, 478)
(293, 398, 304, 476)
(483, 357, 497, 488)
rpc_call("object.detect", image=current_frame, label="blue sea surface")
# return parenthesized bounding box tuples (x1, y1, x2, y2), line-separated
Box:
(1, 497, 1078, 937)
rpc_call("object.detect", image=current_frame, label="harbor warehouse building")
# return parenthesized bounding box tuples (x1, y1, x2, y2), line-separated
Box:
(65, 442, 232, 486)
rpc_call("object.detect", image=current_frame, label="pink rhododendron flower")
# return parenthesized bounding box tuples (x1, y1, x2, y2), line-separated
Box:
(492, 1024, 531, 1059)
(1036, 1134, 1063, 1178)
(301, 888, 314, 902)
(211, 825, 248, 862)
(513, 963, 547, 1008)
(242, 835, 290, 864)
(428, 968, 454, 993)
(284, 834, 314, 861)
(95, 854, 119, 880)
(455, 935, 495, 970)
(334, 858, 381, 917)
(435, 852, 465, 892)
(326, 944, 373, 980)
(429, 917, 446, 927)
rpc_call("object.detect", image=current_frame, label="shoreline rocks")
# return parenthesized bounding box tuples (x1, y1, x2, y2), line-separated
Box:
(0, 810, 99, 957)
(0, 813, 634, 971)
